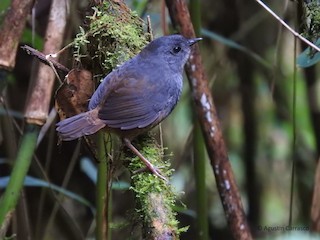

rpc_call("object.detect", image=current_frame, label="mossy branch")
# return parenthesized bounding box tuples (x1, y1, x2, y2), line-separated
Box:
(75, 1, 183, 239)
(73, 1, 148, 78)
(127, 134, 183, 239)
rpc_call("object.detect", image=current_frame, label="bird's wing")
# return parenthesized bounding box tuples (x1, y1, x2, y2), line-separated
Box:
(98, 74, 164, 130)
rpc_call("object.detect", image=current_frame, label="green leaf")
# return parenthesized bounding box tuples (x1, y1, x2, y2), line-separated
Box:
(0, 107, 24, 119)
(297, 38, 320, 68)
(80, 157, 130, 190)
(201, 28, 271, 68)
(0, 176, 94, 211)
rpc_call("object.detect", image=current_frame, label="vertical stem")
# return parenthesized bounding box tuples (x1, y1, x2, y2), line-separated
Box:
(96, 132, 108, 240)
(311, 157, 320, 231)
(289, 18, 298, 227)
(190, 0, 208, 239)
(0, 125, 40, 227)
(189, 0, 201, 34)
(0, 0, 69, 236)
(107, 185, 112, 240)
(25, 0, 69, 124)
(194, 122, 209, 240)
(0, 0, 34, 70)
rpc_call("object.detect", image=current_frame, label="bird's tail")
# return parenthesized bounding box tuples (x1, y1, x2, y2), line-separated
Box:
(56, 109, 105, 141)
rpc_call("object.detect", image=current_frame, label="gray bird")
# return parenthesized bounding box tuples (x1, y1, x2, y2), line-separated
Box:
(56, 34, 201, 180)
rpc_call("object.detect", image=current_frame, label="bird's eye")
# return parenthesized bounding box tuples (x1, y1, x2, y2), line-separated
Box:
(172, 46, 182, 54)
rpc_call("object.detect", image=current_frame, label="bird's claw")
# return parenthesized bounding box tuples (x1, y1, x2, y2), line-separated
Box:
(133, 165, 168, 182)
(124, 138, 168, 182)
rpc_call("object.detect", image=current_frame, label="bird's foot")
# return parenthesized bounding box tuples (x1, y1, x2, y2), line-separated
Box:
(133, 166, 167, 182)
(124, 138, 168, 182)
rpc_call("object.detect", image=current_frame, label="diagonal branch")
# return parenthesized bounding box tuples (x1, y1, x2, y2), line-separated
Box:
(21, 45, 70, 75)
(255, 0, 320, 52)
(165, 1, 252, 239)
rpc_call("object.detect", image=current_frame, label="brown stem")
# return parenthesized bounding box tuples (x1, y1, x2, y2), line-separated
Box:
(24, 0, 69, 125)
(0, 0, 35, 71)
(165, 1, 252, 239)
(21, 45, 70, 75)
(311, 157, 320, 232)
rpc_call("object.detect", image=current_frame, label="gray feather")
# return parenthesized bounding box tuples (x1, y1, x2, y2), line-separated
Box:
(56, 110, 105, 141)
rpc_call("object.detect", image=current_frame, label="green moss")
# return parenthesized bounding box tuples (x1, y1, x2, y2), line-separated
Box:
(72, 1, 184, 237)
(73, 1, 149, 80)
(303, 1, 320, 56)
(126, 134, 183, 237)
(307, 2, 320, 37)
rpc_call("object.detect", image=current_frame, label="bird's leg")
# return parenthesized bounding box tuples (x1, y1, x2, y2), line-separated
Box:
(123, 138, 167, 182)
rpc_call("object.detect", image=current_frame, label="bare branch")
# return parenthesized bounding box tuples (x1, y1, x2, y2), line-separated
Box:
(165, 0, 252, 239)
(21, 45, 70, 75)
(256, 0, 320, 52)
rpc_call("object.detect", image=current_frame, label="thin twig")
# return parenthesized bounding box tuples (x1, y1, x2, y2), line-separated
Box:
(47, 41, 75, 58)
(146, 15, 153, 41)
(255, 0, 320, 52)
(21, 45, 70, 75)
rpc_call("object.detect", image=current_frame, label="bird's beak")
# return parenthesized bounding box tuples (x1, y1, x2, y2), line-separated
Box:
(188, 37, 202, 46)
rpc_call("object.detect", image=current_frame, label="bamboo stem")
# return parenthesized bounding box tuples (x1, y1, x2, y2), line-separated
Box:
(0, 0, 34, 70)
(0, 0, 69, 236)
(0, 125, 40, 231)
(24, 0, 69, 125)
(189, 0, 209, 239)
(96, 132, 108, 240)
